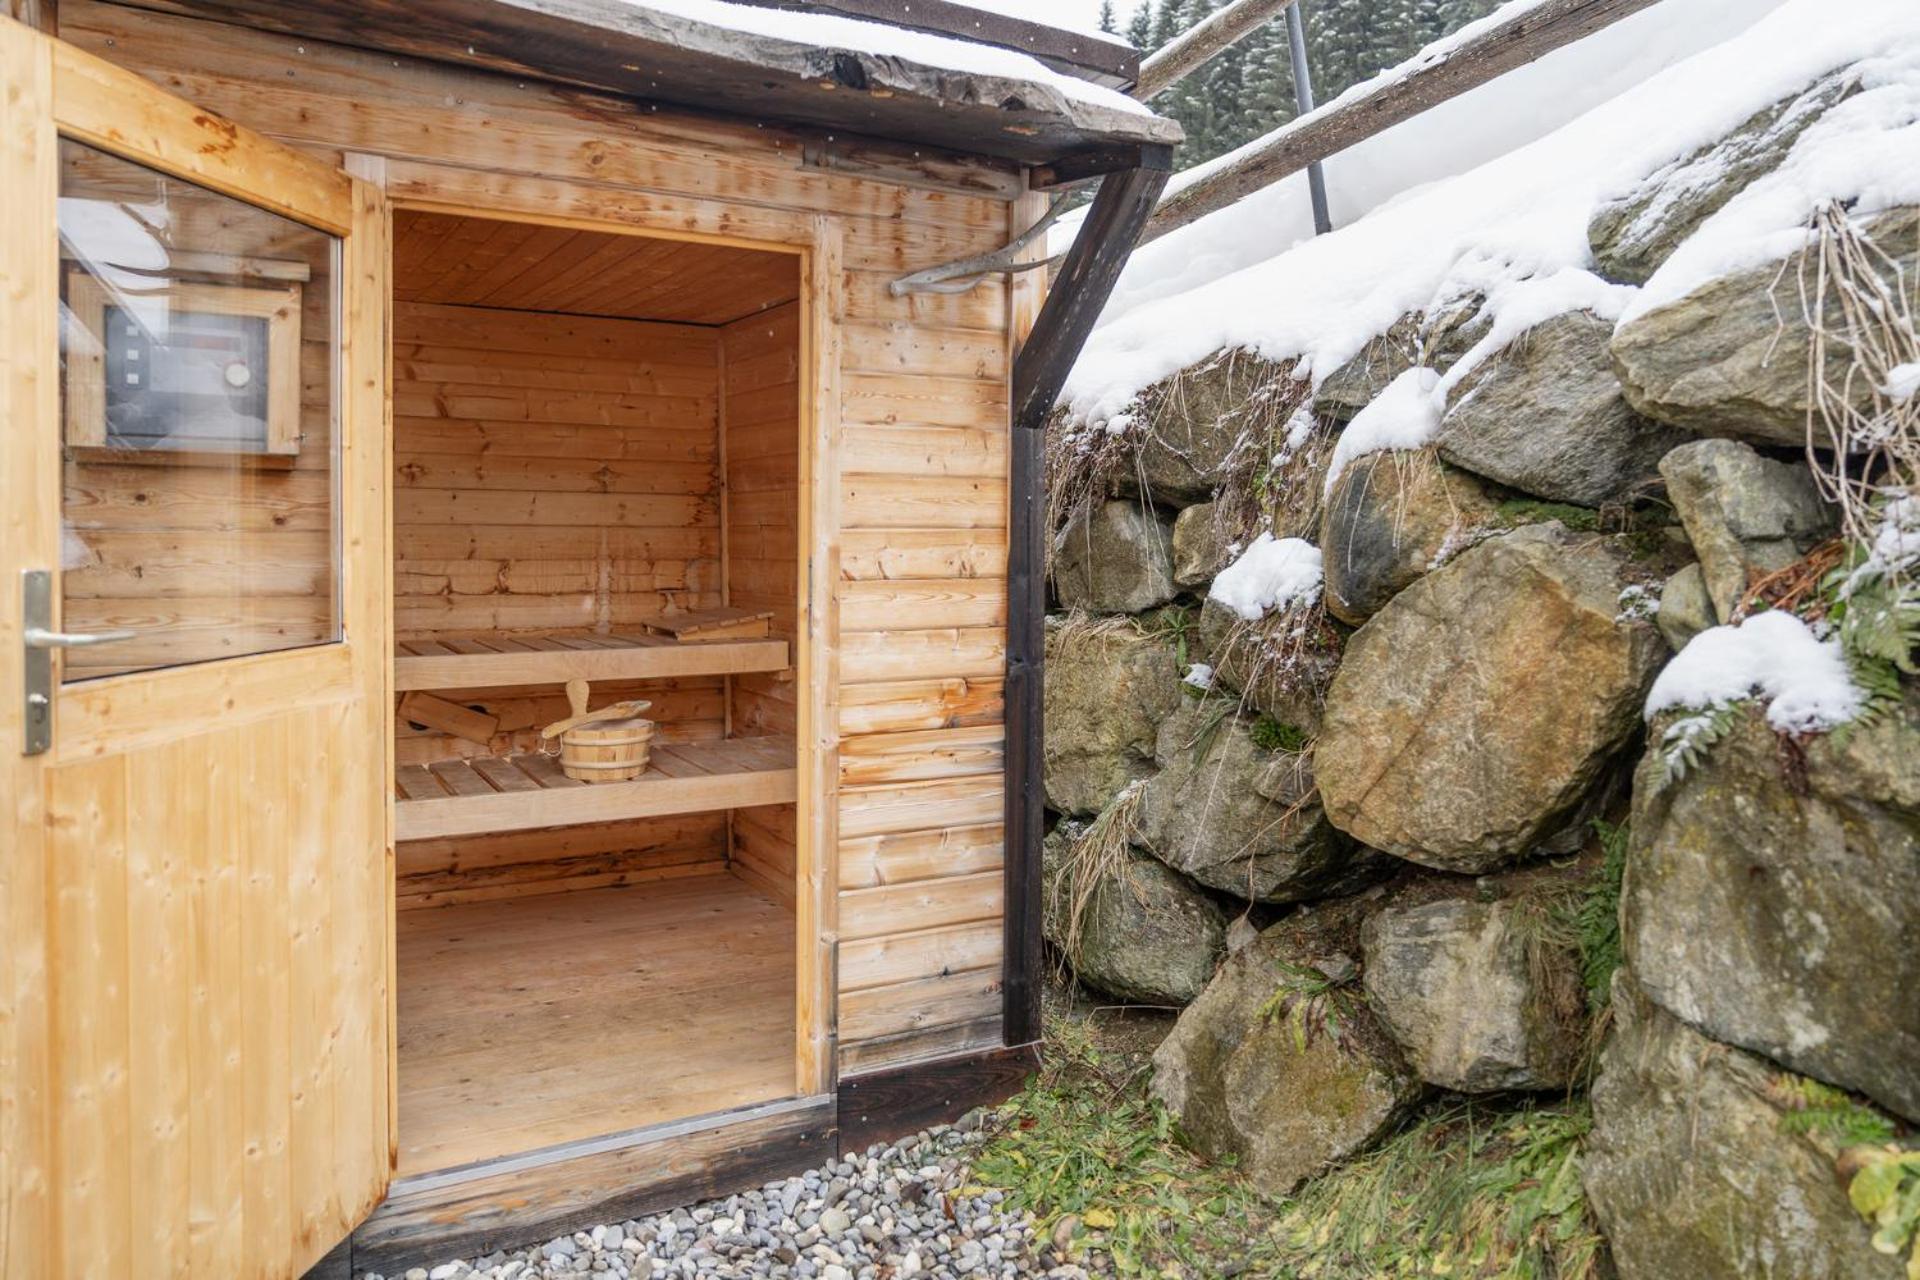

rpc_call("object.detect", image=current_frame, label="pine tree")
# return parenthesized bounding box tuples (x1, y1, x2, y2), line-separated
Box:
(1125, 0, 1153, 52)
(1098, 0, 1118, 36)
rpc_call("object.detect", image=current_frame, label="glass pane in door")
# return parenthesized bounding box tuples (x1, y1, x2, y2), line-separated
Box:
(56, 138, 341, 680)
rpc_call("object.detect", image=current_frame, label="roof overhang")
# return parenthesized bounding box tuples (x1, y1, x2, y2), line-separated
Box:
(149, 0, 1182, 167)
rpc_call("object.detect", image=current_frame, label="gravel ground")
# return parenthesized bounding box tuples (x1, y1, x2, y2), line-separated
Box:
(359, 1115, 1082, 1280)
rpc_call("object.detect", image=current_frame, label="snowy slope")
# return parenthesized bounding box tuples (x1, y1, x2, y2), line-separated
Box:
(1060, 0, 1920, 430)
(1066, 0, 1788, 325)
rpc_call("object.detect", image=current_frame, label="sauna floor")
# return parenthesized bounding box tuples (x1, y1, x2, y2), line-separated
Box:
(396, 872, 795, 1177)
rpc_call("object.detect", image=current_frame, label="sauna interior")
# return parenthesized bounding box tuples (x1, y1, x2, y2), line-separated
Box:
(387, 211, 804, 1176)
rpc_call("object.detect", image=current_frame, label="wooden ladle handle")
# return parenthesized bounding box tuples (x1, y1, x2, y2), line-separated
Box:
(566, 678, 590, 719)
(540, 699, 653, 741)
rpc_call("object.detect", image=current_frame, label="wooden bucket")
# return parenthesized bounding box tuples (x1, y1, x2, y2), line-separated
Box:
(558, 715, 656, 783)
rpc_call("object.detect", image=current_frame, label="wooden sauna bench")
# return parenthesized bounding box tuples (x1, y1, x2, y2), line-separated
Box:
(394, 629, 789, 692)
(394, 737, 797, 841)
(396, 872, 795, 1176)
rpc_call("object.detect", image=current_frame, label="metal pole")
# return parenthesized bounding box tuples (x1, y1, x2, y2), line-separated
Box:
(1285, 0, 1333, 234)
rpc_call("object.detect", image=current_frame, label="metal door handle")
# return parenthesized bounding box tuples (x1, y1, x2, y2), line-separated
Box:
(21, 569, 135, 755)
(25, 625, 136, 649)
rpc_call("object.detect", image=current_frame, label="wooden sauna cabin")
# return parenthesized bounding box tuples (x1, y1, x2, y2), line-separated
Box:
(0, 2, 1177, 1276)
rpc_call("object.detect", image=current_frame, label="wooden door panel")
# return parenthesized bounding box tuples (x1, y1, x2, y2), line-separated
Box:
(3, 19, 392, 1278)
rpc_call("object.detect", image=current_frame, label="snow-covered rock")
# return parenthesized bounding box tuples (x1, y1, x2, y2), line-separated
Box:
(1436, 310, 1686, 506)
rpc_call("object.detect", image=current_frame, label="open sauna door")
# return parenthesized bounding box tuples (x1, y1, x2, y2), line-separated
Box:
(1, 21, 391, 1280)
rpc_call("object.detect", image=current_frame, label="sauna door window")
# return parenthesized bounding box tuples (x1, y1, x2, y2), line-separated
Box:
(55, 139, 340, 679)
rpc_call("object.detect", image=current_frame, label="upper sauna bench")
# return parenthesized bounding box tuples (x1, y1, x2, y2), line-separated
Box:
(393, 612, 788, 692)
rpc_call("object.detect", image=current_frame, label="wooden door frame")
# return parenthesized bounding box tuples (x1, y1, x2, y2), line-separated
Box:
(2, 20, 393, 1275)
(379, 169, 842, 1105)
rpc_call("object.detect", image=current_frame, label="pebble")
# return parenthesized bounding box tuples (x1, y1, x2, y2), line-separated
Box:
(354, 1117, 1036, 1280)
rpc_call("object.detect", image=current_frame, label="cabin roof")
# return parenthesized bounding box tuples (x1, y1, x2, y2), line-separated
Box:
(158, 0, 1183, 166)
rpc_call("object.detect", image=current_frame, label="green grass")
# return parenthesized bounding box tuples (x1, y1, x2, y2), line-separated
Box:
(971, 1016, 1613, 1279)
(969, 1017, 1284, 1277)
(1495, 499, 1602, 533)
(1569, 821, 1628, 1014)
(1271, 1101, 1608, 1280)
(1250, 715, 1310, 753)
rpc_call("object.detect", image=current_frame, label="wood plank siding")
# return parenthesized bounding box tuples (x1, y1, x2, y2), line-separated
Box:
(65, 0, 1018, 1074)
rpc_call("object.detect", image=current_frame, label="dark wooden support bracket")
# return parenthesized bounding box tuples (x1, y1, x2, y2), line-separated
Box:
(1029, 144, 1161, 192)
(1003, 154, 1172, 1048)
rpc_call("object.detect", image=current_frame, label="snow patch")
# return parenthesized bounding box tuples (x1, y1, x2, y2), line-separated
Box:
(1644, 610, 1864, 733)
(1882, 361, 1920, 401)
(1208, 534, 1323, 622)
(1625, 40, 1920, 320)
(1323, 367, 1442, 495)
(1183, 662, 1216, 691)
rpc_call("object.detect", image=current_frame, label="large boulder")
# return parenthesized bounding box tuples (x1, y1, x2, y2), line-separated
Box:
(1316, 524, 1666, 872)
(1590, 71, 1856, 285)
(1313, 299, 1485, 422)
(1052, 499, 1176, 614)
(1171, 501, 1230, 588)
(1627, 687, 1920, 1121)
(1360, 896, 1587, 1092)
(1319, 449, 1496, 626)
(1436, 310, 1688, 507)
(1612, 204, 1920, 445)
(1151, 902, 1422, 1196)
(1042, 826, 1227, 1005)
(1658, 438, 1835, 620)
(1134, 701, 1376, 903)
(1043, 620, 1182, 816)
(1194, 595, 1340, 735)
(1129, 353, 1293, 505)
(1583, 977, 1901, 1280)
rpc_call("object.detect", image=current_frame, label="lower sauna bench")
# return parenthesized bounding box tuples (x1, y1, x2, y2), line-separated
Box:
(395, 872, 796, 1176)
(394, 738, 797, 841)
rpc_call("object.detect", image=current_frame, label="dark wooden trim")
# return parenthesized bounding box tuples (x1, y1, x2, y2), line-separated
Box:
(1002, 420, 1048, 1048)
(1030, 145, 1161, 192)
(1003, 157, 1171, 1047)
(352, 1097, 836, 1275)
(837, 1044, 1041, 1154)
(721, 0, 1138, 89)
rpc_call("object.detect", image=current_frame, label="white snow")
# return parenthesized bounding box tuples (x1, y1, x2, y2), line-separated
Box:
(1322, 367, 1441, 494)
(1058, 0, 1920, 431)
(1881, 361, 1920, 402)
(1208, 534, 1323, 621)
(1062, 0, 1787, 329)
(1644, 610, 1864, 734)
(1625, 39, 1920, 319)
(619, 0, 1152, 116)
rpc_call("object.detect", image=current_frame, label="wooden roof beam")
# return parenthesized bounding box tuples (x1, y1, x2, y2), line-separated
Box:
(1142, 0, 1665, 243)
(1135, 0, 1293, 101)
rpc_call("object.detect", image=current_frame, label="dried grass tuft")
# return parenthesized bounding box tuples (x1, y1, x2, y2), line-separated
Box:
(1045, 782, 1149, 982)
(1793, 202, 1920, 564)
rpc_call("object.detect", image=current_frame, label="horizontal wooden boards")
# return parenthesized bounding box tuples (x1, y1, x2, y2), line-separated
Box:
(394, 737, 797, 840)
(394, 876, 795, 1177)
(394, 208, 799, 326)
(395, 631, 789, 691)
